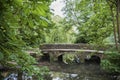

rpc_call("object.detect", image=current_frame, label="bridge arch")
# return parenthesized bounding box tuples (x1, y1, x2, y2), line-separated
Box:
(58, 54, 64, 62)
(40, 44, 106, 63)
(40, 53, 50, 62)
(85, 55, 101, 65)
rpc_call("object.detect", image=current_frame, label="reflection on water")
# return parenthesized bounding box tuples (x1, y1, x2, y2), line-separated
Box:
(4, 72, 32, 80)
(4, 73, 17, 80)
(50, 72, 78, 80)
(4, 63, 115, 80)
(49, 72, 111, 80)
(43, 63, 115, 80)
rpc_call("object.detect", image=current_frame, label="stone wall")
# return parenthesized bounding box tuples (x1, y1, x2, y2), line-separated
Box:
(40, 43, 113, 50)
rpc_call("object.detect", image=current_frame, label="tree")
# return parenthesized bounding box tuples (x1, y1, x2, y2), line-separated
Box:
(44, 15, 76, 43)
(62, 0, 120, 73)
(106, 0, 120, 51)
(63, 0, 113, 45)
(100, 0, 120, 73)
(116, 0, 120, 44)
(0, 0, 52, 78)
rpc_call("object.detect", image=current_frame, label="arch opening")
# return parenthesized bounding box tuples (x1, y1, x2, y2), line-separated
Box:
(40, 53, 50, 62)
(85, 55, 101, 65)
(58, 54, 63, 63)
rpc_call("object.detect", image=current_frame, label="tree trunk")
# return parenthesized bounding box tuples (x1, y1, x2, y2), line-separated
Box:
(116, 0, 120, 43)
(110, 6, 118, 50)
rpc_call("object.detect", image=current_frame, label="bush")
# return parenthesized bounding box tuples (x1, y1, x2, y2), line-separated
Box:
(101, 51, 120, 73)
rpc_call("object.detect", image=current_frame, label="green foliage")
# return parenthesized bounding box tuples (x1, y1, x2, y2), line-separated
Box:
(17, 0, 52, 46)
(63, 0, 113, 44)
(44, 15, 76, 43)
(0, 0, 52, 79)
(101, 51, 120, 73)
(63, 53, 77, 64)
(0, 52, 4, 60)
(63, 0, 120, 74)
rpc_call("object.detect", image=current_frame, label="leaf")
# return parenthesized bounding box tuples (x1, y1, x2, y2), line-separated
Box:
(0, 52, 4, 60)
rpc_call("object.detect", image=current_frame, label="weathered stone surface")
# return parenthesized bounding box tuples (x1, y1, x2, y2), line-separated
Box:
(39, 44, 111, 63)
(40, 43, 113, 50)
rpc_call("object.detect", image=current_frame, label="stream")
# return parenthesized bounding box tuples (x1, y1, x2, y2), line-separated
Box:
(4, 62, 117, 80)
(42, 63, 116, 80)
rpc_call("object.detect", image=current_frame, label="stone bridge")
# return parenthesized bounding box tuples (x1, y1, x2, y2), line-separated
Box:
(39, 44, 112, 64)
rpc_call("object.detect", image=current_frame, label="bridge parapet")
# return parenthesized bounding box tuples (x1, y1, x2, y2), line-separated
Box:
(40, 43, 113, 50)
(39, 43, 116, 63)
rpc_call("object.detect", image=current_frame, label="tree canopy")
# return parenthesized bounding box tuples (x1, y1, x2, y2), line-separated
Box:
(63, 0, 113, 44)
(0, 0, 120, 78)
(0, 0, 52, 78)
(62, 0, 120, 72)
